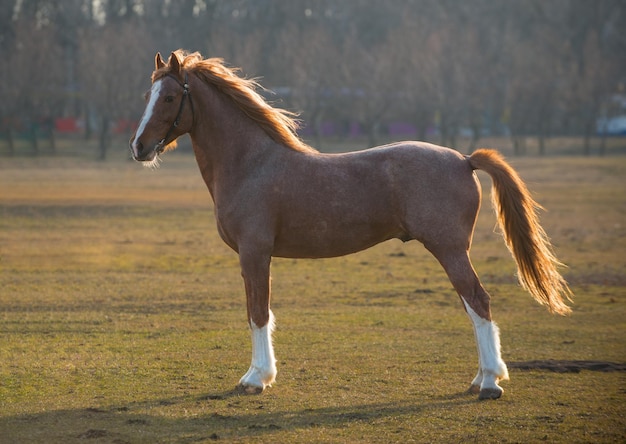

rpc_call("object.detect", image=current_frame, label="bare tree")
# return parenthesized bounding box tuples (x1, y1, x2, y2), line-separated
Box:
(79, 20, 152, 159)
(268, 23, 344, 147)
(2, 0, 625, 159)
(560, 0, 626, 155)
(3, 18, 64, 155)
(338, 29, 404, 147)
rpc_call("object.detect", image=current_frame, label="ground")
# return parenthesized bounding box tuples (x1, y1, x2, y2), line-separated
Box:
(0, 145, 624, 443)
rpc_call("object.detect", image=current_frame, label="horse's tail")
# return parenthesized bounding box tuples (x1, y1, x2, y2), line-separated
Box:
(468, 149, 573, 315)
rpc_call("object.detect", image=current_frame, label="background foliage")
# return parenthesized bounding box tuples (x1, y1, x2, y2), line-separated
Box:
(1, 0, 626, 158)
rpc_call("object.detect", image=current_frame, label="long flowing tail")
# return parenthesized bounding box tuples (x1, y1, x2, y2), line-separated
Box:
(468, 149, 573, 315)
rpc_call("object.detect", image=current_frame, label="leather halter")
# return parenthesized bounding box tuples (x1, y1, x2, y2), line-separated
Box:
(155, 72, 194, 153)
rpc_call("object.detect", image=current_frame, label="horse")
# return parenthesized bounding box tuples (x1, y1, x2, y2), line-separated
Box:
(129, 50, 572, 400)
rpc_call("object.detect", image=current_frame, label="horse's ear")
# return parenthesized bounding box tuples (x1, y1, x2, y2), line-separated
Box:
(169, 51, 181, 73)
(155, 52, 165, 70)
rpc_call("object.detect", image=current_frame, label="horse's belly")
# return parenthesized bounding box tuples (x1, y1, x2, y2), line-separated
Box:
(270, 168, 403, 258)
(272, 218, 400, 259)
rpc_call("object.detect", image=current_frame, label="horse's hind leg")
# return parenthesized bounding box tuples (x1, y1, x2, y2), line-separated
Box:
(462, 296, 509, 399)
(430, 248, 509, 399)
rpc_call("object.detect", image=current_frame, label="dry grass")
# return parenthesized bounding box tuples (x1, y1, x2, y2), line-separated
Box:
(0, 149, 624, 443)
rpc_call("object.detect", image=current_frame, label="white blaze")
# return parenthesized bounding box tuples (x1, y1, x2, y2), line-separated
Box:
(132, 80, 163, 156)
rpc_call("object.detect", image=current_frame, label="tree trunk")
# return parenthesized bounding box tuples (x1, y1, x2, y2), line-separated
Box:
(414, 108, 430, 142)
(29, 120, 39, 155)
(583, 133, 591, 156)
(312, 111, 323, 149)
(512, 135, 526, 156)
(49, 130, 56, 154)
(367, 121, 380, 148)
(583, 118, 594, 156)
(599, 133, 607, 156)
(6, 128, 15, 156)
(98, 115, 110, 161)
(467, 120, 481, 154)
(439, 114, 448, 147)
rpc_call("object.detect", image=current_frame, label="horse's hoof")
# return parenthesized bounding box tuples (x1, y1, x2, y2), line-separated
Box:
(467, 384, 481, 395)
(478, 387, 503, 400)
(236, 384, 264, 395)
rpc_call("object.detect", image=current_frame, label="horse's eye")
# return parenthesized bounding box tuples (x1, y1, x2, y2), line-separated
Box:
(165, 96, 174, 103)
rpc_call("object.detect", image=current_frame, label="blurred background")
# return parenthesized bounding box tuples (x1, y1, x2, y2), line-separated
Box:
(1, 0, 625, 159)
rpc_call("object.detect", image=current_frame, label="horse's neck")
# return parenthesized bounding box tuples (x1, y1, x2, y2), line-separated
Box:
(188, 89, 278, 199)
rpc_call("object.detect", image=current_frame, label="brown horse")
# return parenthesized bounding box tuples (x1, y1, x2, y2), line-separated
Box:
(130, 50, 572, 400)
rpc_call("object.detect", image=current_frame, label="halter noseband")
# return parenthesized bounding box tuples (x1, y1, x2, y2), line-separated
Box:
(155, 72, 194, 154)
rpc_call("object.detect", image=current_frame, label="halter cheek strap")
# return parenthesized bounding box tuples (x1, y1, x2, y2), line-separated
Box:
(155, 72, 194, 153)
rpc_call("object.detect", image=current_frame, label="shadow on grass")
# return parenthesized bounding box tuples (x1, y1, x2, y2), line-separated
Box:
(4, 361, 625, 442)
(509, 359, 626, 373)
(1, 389, 478, 443)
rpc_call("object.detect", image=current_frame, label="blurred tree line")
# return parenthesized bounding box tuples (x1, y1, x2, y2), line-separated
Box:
(1, 0, 625, 158)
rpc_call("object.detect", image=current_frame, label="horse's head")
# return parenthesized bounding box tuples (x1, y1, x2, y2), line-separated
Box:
(130, 52, 194, 165)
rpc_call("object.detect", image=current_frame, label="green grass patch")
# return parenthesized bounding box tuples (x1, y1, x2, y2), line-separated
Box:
(0, 154, 624, 442)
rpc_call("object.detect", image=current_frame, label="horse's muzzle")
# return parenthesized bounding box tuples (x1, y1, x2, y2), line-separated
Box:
(129, 137, 158, 162)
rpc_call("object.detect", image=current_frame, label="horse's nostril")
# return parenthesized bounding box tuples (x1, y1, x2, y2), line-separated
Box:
(132, 140, 144, 158)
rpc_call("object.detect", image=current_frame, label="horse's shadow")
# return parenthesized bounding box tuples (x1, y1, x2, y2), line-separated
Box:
(0, 389, 478, 442)
(11, 359, 624, 442)
(190, 389, 478, 436)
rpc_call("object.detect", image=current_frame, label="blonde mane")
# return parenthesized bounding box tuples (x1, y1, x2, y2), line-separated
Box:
(154, 50, 316, 153)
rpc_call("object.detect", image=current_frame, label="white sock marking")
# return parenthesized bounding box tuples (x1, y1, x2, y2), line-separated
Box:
(462, 298, 509, 384)
(239, 311, 277, 389)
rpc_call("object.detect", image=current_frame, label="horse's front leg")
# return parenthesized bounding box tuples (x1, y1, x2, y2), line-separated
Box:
(237, 251, 277, 394)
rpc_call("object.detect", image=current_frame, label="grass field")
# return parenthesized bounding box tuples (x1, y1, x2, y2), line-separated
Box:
(0, 146, 625, 443)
